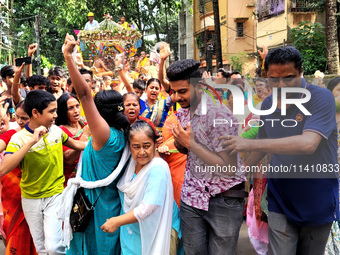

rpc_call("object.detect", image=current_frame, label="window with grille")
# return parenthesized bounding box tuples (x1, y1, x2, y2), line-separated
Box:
(199, 0, 213, 14)
(180, 13, 186, 34)
(236, 22, 244, 37)
(180, 44, 187, 60)
(256, 0, 285, 21)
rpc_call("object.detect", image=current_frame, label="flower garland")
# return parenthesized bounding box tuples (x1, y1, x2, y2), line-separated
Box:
(78, 13, 142, 63)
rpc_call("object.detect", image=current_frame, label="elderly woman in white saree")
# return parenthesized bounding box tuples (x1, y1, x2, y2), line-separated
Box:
(101, 119, 180, 255)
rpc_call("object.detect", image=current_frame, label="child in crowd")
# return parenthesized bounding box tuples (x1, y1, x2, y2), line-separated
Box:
(132, 79, 146, 98)
(132, 79, 147, 112)
(48, 66, 67, 99)
(0, 90, 86, 255)
(0, 66, 16, 118)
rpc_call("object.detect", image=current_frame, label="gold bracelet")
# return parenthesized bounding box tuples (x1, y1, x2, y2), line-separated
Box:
(12, 82, 20, 85)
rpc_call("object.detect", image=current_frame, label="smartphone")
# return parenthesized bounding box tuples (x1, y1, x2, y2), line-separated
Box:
(15, 56, 32, 66)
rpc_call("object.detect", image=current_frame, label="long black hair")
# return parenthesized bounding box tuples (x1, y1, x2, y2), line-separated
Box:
(56, 93, 79, 126)
(146, 78, 161, 89)
(94, 90, 130, 135)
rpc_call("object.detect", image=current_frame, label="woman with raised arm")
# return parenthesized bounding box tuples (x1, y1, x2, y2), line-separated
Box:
(63, 34, 130, 255)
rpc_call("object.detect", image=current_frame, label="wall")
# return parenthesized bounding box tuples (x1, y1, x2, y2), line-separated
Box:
(178, 0, 195, 59)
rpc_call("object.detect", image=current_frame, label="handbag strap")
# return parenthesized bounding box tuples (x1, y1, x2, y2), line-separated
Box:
(91, 152, 131, 208)
(93, 187, 106, 208)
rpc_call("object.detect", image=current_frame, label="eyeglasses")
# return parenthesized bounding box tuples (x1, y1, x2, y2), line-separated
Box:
(255, 83, 266, 87)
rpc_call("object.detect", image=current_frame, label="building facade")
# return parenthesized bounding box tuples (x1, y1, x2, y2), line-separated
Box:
(192, 0, 256, 75)
(256, 0, 323, 49)
(179, 0, 195, 60)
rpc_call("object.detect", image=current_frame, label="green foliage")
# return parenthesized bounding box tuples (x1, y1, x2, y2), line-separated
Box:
(196, 34, 205, 49)
(290, 21, 327, 74)
(229, 52, 247, 74)
(5, 0, 181, 66)
(40, 55, 52, 69)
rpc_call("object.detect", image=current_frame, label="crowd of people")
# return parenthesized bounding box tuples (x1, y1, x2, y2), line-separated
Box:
(0, 29, 338, 255)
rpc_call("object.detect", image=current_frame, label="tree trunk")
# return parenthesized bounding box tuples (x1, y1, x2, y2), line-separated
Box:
(153, 20, 161, 42)
(165, 0, 169, 43)
(325, 0, 339, 74)
(212, 0, 223, 69)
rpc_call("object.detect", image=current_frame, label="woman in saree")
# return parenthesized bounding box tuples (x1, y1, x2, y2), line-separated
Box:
(157, 113, 186, 208)
(1, 101, 36, 255)
(140, 78, 175, 134)
(56, 93, 91, 186)
(101, 120, 180, 254)
(123, 92, 164, 147)
(63, 34, 130, 255)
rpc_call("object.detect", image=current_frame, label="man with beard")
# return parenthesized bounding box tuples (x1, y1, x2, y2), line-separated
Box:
(48, 66, 68, 99)
(168, 59, 246, 255)
(220, 46, 339, 255)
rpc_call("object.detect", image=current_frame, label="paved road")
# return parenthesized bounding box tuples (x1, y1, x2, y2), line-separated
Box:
(0, 221, 257, 254)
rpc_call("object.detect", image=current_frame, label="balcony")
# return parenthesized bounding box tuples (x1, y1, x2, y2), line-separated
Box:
(291, 0, 314, 12)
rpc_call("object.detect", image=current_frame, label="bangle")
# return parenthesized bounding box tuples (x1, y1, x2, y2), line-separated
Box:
(115, 64, 123, 71)
(12, 82, 20, 85)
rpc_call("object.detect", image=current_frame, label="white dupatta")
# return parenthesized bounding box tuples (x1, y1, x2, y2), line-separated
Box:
(56, 144, 130, 247)
(117, 157, 173, 255)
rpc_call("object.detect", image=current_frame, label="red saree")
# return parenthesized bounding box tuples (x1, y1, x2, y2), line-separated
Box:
(1, 130, 36, 255)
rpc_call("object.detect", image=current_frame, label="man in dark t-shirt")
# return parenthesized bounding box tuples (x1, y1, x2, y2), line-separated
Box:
(220, 46, 339, 255)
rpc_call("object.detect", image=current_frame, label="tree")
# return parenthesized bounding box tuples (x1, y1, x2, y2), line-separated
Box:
(325, 0, 339, 74)
(7, 0, 181, 67)
(212, 0, 222, 69)
(290, 21, 327, 74)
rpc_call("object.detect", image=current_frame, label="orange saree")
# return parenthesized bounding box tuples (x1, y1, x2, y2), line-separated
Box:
(161, 113, 186, 208)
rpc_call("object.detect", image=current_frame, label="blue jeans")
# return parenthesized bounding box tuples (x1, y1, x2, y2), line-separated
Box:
(180, 196, 244, 255)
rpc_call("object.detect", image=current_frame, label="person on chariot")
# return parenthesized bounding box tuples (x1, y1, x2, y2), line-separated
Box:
(84, 12, 98, 30)
(91, 54, 114, 77)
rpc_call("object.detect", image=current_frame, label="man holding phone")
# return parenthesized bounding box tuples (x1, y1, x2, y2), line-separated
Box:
(12, 43, 39, 105)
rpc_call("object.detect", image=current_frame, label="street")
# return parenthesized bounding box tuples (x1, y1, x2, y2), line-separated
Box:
(0, 220, 257, 254)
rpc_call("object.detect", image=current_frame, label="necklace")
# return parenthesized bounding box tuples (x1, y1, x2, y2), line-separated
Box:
(65, 123, 81, 136)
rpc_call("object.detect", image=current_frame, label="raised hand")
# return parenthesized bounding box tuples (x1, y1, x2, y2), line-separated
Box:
(63, 34, 78, 56)
(258, 45, 268, 60)
(159, 43, 170, 61)
(15, 63, 25, 75)
(28, 43, 38, 57)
